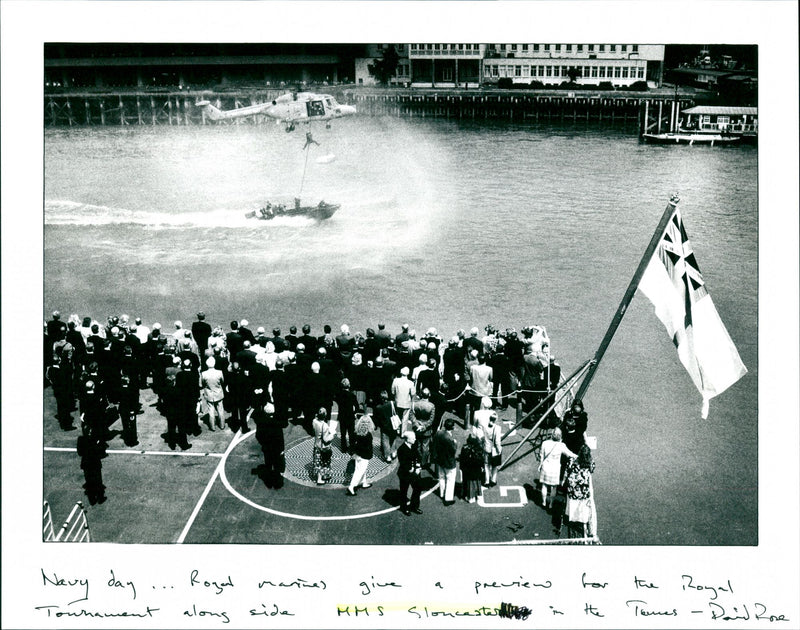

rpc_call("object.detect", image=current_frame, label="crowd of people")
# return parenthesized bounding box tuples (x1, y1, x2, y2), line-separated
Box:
(44, 310, 595, 537)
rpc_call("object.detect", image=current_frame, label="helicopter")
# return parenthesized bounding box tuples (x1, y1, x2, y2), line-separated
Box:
(195, 91, 356, 132)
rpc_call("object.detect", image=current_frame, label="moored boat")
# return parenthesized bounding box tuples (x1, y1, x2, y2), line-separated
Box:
(642, 132, 743, 146)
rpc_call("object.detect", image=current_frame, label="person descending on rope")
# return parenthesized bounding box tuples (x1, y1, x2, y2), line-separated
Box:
(302, 131, 320, 151)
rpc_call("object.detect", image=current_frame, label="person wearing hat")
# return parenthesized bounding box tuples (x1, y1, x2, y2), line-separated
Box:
(175, 358, 201, 438)
(410, 388, 436, 470)
(482, 411, 503, 487)
(76, 417, 108, 505)
(396, 431, 423, 515)
(346, 414, 376, 496)
(459, 434, 485, 503)
(178, 332, 201, 373)
(47, 354, 76, 430)
(270, 357, 291, 428)
(191, 311, 212, 358)
(394, 323, 411, 353)
(47, 310, 67, 351)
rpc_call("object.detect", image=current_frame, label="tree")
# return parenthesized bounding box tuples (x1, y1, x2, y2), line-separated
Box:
(566, 66, 581, 83)
(368, 45, 400, 85)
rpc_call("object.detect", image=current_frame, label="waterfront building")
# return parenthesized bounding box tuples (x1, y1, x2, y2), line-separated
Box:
(47, 43, 666, 92)
(480, 44, 666, 88)
(679, 105, 758, 135)
(44, 43, 364, 90)
(406, 44, 484, 88)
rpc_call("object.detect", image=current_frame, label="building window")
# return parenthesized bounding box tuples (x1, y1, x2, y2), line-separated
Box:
(443, 68, 453, 81)
(622, 67, 629, 78)
(427, 44, 433, 51)
(544, 44, 550, 51)
(599, 44, 605, 52)
(621, 44, 627, 52)
(434, 44, 440, 50)
(523, 65, 529, 77)
(610, 44, 616, 52)
(555, 44, 561, 52)
(614, 66, 621, 78)
(492, 65, 498, 78)
(583, 65, 589, 77)
(632, 45, 639, 53)
(554, 65, 561, 77)
(533, 44, 540, 52)
(500, 44, 506, 51)
(588, 44, 594, 52)
(522, 44, 529, 52)
(599, 66, 606, 78)
(577, 44, 583, 52)
(591, 66, 598, 78)
(515, 65, 522, 77)
(638, 67, 644, 78)
(511, 44, 517, 51)
(566, 44, 572, 52)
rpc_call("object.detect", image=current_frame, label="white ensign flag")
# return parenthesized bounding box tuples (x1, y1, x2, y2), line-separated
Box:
(638, 209, 747, 418)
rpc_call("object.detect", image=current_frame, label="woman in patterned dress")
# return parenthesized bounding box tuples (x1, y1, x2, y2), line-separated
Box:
(312, 408, 333, 485)
(565, 444, 596, 539)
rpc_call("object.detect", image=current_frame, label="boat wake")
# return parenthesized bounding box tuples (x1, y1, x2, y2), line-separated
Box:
(45, 200, 316, 229)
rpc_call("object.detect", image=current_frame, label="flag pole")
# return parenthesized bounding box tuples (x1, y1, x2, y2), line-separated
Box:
(574, 193, 681, 402)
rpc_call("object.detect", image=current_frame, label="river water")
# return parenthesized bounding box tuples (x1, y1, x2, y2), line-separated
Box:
(44, 116, 758, 545)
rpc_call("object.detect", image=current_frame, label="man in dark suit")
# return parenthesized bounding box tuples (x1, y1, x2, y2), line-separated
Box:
(298, 324, 317, 355)
(175, 359, 201, 437)
(375, 322, 392, 349)
(335, 324, 356, 366)
(238, 319, 257, 346)
(270, 328, 287, 353)
(396, 431, 423, 515)
(285, 326, 299, 352)
(191, 311, 212, 358)
(226, 321, 244, 359)
(236, 340, 258, 370)
(270, 358, 292, 427)
(432, 418, 458, 505)
(316, 347, 338, 419)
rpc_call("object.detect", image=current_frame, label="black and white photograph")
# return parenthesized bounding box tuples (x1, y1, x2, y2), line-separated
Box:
(2, 2, 798, 628)
(39, 40, 760, 546)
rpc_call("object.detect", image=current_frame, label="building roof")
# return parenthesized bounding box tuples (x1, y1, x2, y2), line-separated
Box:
(672, 68, 736, 78)
(681, 106, 758, 116)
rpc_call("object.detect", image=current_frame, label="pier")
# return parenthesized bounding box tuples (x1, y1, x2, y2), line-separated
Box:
(44, 88, 695, 132)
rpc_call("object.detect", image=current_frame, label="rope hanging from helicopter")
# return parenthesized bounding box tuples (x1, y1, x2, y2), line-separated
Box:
(298, 141, 312, 197)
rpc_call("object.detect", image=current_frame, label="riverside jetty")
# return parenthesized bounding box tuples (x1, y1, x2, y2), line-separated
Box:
(44, 87, 696, 133)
